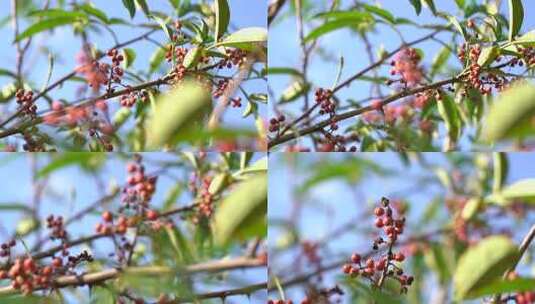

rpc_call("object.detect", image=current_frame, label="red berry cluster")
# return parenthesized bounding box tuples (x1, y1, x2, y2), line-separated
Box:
(187, 170, 216, 222)
(15, 89, 37, 118)
(21, 130, 47, 152)
(343, 197, 413, 294)
(389, 47, 423, 87)
(268, 115, 285, 133)
(319, 133, 358, 152)
(315, 88, 336, 118)
(213, 79, 230, 98)
(96, 156, 159, 236)
(0, 239, 16, 257)
(230, 97, 242, 108)
(119, 89, 149, 108)
(105, 48, 125, 91)
(518, 46, 535, 67)
(46, 215, 67, 241)
(218, 48, 247, 69)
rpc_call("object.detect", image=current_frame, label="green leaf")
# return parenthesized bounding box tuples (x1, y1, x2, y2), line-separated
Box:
(215, 27, 267, 50)
(164, 226, 194, 263)
(183, 46, 202, 69)
(437, 93, 461, 144)
(469, 277, 535, 298)
(455, 0, 466, 9)
(508, 0, 524, 41)
(430, 46, 451, 78)
(304, 17, 366, 42)
(149, 47, 166, 73)
(152, 16, 172, 41)
(16, 218, 38, 236)
(298, 158, 387, 194)
(122, 48, 136, 69)
(78, 4, 109, 23)
(122, 0, 136, 18)
(424, 243, 453, 284)
(147, 80, 211, 149)
(15, 16, 80, 42)
(453, 236, 519, 300)
(493, 152, 508, 193)
(134, 0, 150, 16)
(214, 174, 267, 245)
(90, 286, 115, 304)
(408, 0, 422, 15)
(265, 67, 303, 78)
(236, 156, 267, 176)
(0, 203, 32, 212)
(214, 0, 230, 42)
(489, 178, 535, 204)
(280, 81, 309, 104)
(461, 197, 482, 220)
(208, 173, 228, 195)
(448, 15, 467, 41)
(481, 83, 535, 142)
(477, 46, 500, 67)
(422, 0, 438, 15)
(363, 4, 395, 24)
(27, 9, 87, 19)
(37, 152, 105, 178)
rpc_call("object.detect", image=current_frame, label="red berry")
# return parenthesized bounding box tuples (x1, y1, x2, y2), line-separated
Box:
(366, 258, 374, 269)
(23, 258, 35, 273)
(374, 207, 385, 216)
(394, 253, 405, 262)
(52, 257, 62, 268)
(351, 253, 361, 264)
(146, 209, 159, 221)
(343, 264, 352, 274)
(375, 218, 384, 228)
(102, 211, 113, 222)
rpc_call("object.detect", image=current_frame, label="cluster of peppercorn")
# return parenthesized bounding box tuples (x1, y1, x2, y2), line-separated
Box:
(315, 88, 336, 119)
(15, 89, 37, 118)
(268, 114, 285, 133)
(342, 197, 414, 294)
(213, 79, 230, 98)
(105, 48, 125, 92)
(389, 47, 423, 87)
(316, 132, 358, 152)
(0, 236, 92, 296)
(188, 172, 216, 221)
(218, 48, 248, 69)
(119, 89, 149, 108)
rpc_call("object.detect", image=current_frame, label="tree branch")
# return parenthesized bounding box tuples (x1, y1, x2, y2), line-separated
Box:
(0, 257, 265, 296)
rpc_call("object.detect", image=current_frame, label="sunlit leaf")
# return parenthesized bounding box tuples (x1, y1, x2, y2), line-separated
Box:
(508, 0, 524, 41)
(214, 0, 230, 42)
(15, 16, 80, 42)
(121, 0, 136, 18)
(481, 83, 535, 142)
(147, 80, 211, 149)
(214, 174, 267, 245)
(453, 236, 519, 300)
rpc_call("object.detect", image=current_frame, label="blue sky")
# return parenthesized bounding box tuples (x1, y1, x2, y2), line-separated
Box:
(0, 0, 266, 145)
(0, 152, 266, 303)
(268, 152, 535, 302)
(268, 0, 535, 150)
